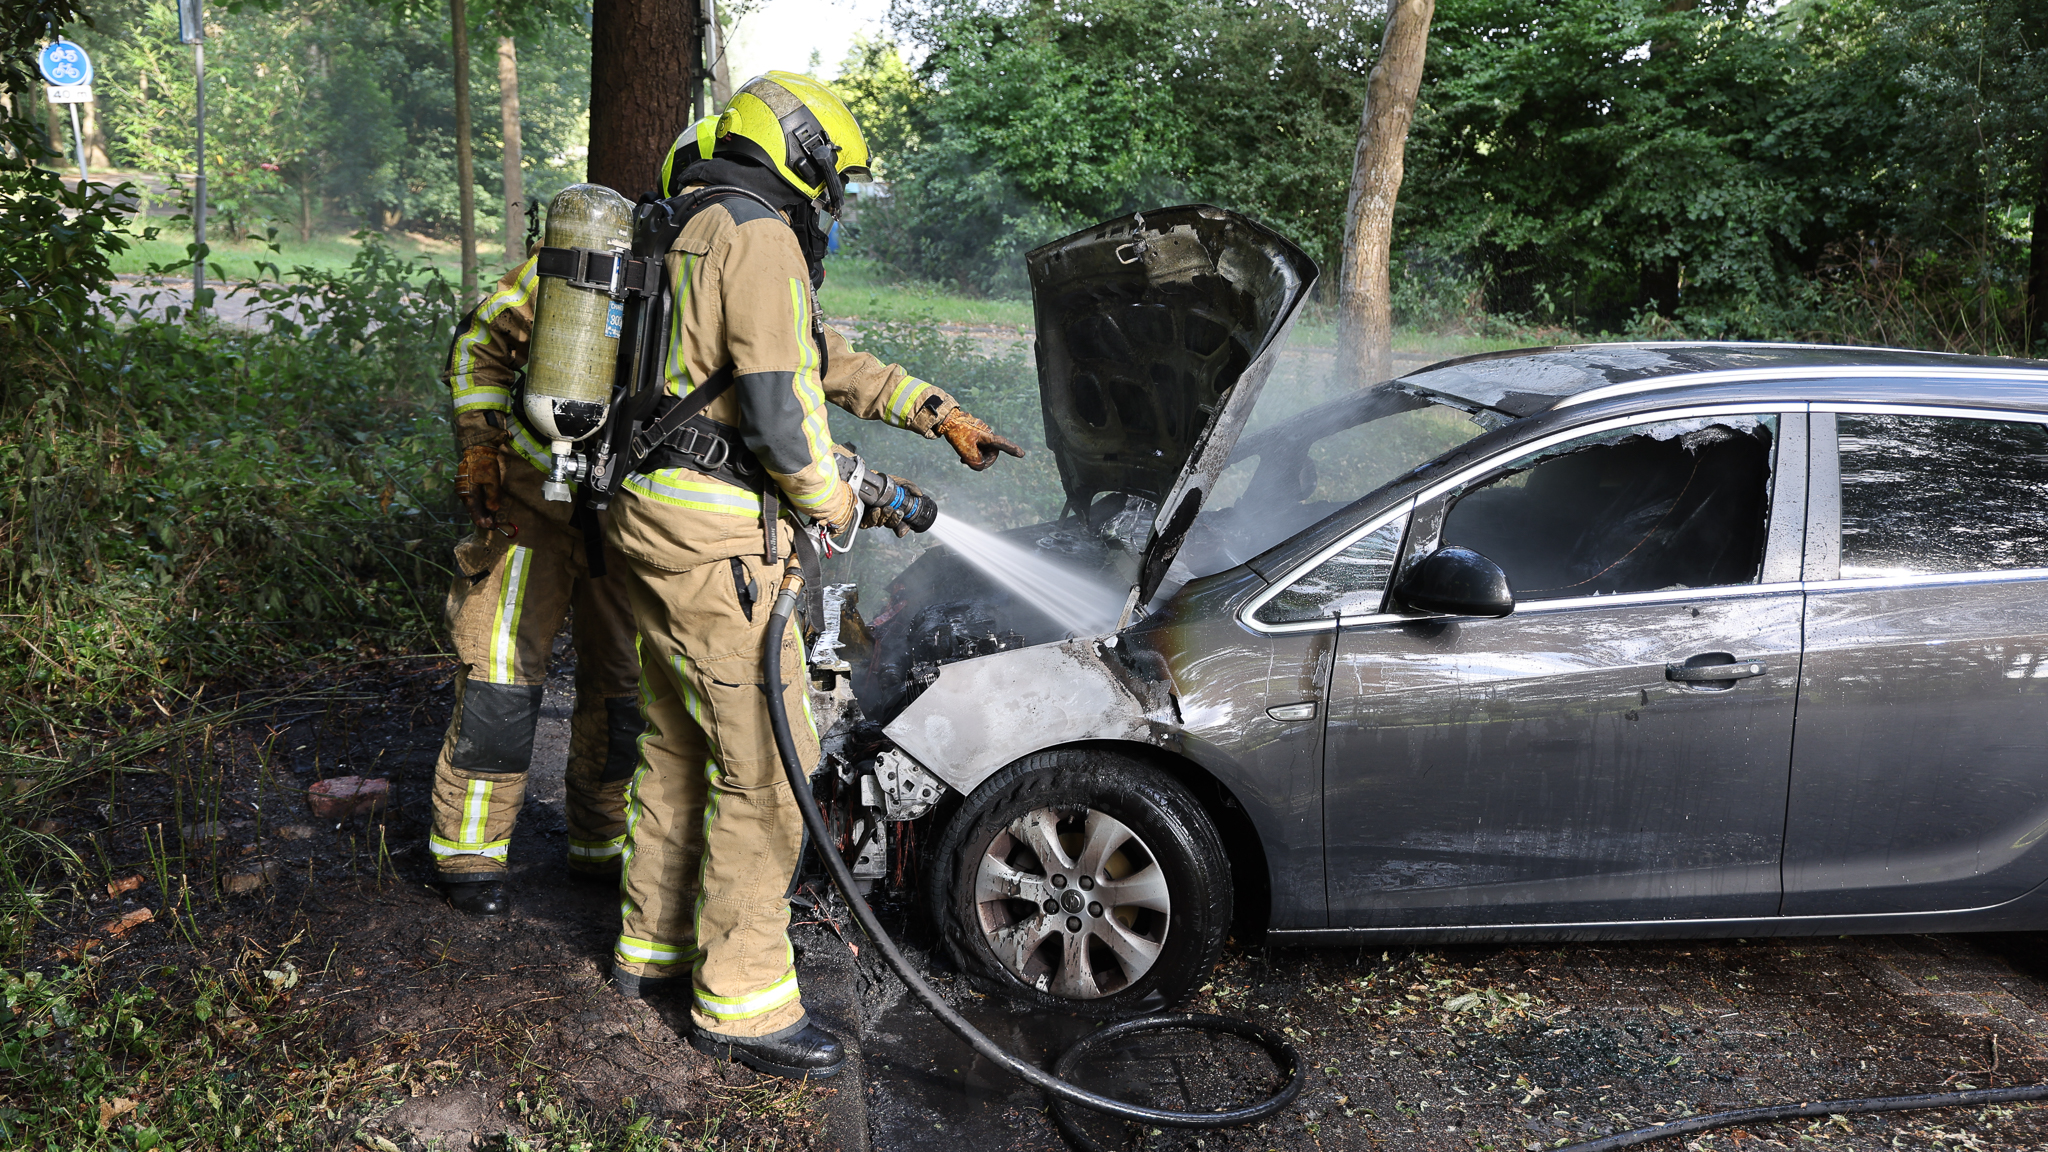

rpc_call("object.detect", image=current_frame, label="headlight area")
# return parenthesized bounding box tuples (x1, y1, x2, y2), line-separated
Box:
(804, 582, 957, 898)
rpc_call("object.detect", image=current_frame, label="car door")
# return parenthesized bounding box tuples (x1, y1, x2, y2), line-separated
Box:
(1313, 407, 1807, 928)
(1784, 406, 2048, 915)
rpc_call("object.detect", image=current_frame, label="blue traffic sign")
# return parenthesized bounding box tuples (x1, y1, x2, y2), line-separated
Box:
(37, 41, 93, 88)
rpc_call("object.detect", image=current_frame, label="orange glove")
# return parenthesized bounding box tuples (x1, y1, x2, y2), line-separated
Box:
(454, 444, 506, 533)
(935, 407, 1023, 472)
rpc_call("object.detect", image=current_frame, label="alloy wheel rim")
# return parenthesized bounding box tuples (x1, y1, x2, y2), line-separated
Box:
(973, 805, 1172, 999)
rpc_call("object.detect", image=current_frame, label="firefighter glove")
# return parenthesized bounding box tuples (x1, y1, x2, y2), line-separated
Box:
(935, 407, 1023, 471)
(455, 444, 506, 533)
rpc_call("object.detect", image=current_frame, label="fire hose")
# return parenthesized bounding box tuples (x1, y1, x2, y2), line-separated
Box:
(762, 570, 1307, 1148)
(764, 569, 2048, 1150)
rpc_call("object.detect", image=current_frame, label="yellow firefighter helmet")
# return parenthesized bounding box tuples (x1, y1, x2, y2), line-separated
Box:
(669, 71, 870, 214)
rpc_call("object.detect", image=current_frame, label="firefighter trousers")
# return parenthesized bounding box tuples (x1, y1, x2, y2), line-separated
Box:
(610, 541, 818, 1039)
(429, 457, 642, 880)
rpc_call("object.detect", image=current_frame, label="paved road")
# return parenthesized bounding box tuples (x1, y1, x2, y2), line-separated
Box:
(106, 274, 279, 329)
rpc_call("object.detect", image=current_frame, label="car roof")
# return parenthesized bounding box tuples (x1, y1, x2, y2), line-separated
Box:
(1395, 342, 2048, 418)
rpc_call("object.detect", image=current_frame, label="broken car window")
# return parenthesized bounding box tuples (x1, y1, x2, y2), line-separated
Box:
(1836, 413, 2048, 578)
(1256, 520, 1406, 625)
(1178, 382, 1487, 577)
(1441, 416, 1777, 601)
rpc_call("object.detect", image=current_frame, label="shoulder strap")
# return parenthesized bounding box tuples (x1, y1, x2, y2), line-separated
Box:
(627, 363, 737, 468)
(533, 245, 663, 298)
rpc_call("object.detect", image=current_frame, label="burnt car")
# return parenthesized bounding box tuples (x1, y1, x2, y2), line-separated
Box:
(809, 205, 2048, 1016)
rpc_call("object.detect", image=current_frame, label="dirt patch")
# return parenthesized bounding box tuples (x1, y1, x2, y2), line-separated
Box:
(20, 644, 840, 1149)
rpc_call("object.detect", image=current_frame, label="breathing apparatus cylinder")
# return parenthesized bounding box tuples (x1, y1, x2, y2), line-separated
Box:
(525, 184, 634, 502)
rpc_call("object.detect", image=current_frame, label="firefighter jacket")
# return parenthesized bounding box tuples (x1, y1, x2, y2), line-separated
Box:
(441, 202, 959, 571)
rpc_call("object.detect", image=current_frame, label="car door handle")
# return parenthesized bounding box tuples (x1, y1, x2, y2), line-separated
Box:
(1666, 660, 1767, 683)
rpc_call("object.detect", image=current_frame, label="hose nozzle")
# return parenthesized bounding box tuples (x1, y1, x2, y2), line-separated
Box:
(839, 450, 940, 534)
(865, 472, 938, 534)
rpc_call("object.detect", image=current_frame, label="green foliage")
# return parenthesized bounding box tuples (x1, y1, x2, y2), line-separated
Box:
(856, 0, 1188, 294)
(1402, 0, 1810, 328)
(76, 0, 592, 242)
(863, 0, 1373, 295)
(2, 1, 140, 395)
(0, 143, 139, 371)
(2, 240, 460, 730)
(833, 34, 924, 167)
(865, 0, 2048, 349)
(0, 960, 326, 1148)
(0, 0, 88, 98)
(1399, 0, 2048, 341)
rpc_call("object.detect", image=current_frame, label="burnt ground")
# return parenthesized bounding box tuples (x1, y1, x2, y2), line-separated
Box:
(31, 637, 2048, 1151)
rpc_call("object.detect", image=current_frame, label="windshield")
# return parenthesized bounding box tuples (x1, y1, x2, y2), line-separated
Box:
(1173, 378, 1490, 579)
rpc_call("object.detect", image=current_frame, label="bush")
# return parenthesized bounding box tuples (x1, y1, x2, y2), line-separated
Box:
(2, 239, 460, 730)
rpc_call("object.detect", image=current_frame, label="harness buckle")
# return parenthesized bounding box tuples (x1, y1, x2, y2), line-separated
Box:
(673, 425, 731, 470)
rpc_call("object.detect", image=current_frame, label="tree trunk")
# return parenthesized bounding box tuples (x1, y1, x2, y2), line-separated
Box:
(44, 95, 64, 157)
(2030, 178, 2048, 356)
(451, 0, 478, 296)
(498, 35, 525, 265)
(1334, 0, 1436, 386)
(588, 0, 699, 196)
(299, 176, 313, 243)
(79, 97, 110, 169)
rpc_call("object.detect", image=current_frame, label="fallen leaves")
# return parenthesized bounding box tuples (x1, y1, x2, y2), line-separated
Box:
(96, 1096, 138, 1129)
(107, 874, 144, 898)
(100, 908, 154, 937)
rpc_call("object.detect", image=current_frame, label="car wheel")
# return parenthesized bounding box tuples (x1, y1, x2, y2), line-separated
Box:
(927, 749, 1231, 1017)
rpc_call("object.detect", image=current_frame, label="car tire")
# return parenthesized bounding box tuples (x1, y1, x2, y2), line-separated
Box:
(926, 749, 1231, 1017)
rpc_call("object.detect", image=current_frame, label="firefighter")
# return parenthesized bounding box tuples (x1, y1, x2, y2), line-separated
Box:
(608, 73, 1021, 1079)
(431, 259, 643, 916)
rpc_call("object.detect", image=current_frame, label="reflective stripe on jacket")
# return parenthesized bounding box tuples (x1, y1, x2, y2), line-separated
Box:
(607, 192, 958, 571)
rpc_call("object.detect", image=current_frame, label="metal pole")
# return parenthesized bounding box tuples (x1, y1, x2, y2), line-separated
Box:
(193, 40, 206, 320)
(66, 101, 86, 181)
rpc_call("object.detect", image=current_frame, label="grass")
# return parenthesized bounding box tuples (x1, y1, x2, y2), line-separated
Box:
(107, 225, 1036, 334)
(108, 219, 514, 285)
(819, 253, 1036, 329)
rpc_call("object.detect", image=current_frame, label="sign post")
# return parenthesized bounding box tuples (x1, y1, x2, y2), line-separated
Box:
(176, 0, 207, 319)
(36, 40, 92, 183)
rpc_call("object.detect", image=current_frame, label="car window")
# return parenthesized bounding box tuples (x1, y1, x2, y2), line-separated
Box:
(1440, 415, 1778, 601)
(1255, 520, 1405, 625)
(1836, 412, 2048, 578)
(1179, 383, 1487, 577)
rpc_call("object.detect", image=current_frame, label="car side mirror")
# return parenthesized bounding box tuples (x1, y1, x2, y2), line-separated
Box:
(1394, 546, 1515, 618)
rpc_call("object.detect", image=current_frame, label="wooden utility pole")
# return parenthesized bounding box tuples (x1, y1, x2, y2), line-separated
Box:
(588, 0, 699, 196)
(498, 35, 524, 265)
(1335, 0, 1435, 386)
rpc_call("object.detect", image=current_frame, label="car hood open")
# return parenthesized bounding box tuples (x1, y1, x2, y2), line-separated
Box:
(1028, 205, 1317, 608)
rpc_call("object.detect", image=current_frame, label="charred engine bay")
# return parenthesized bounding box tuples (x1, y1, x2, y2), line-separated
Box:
(855, 498, 1154, 723)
